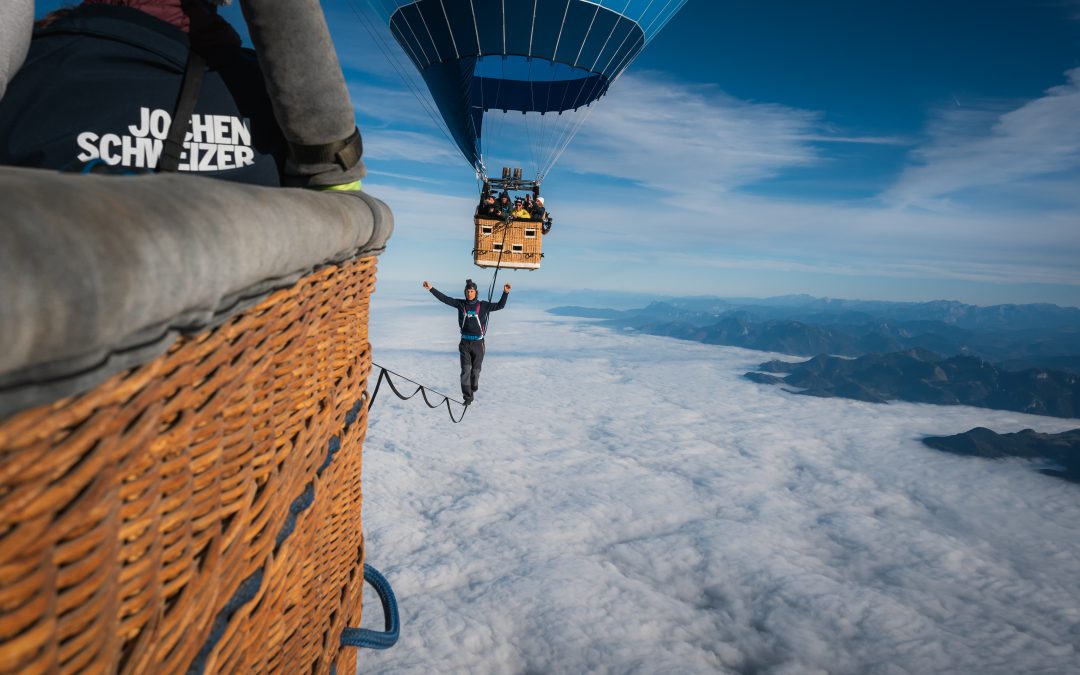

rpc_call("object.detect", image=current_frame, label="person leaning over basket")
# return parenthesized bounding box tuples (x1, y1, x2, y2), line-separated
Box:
(422, 278, 510, 406)
(532, 196, 553, 234)
(0, 0, 287, 184)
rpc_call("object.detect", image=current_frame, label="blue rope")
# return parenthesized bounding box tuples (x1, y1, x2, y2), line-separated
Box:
(186, 569, 264, 675)
(339, 565, 400, 650)
(186, 397, 367, 673)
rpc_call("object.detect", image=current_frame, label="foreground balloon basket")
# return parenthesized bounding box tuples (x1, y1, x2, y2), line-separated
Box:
(473, 216, 543, 269)
(0, 258, 376, 674)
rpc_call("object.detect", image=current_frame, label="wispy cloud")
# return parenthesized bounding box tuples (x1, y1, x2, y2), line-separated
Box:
(1036, 0, 1080, 21)
(560, 73, 825, 199)
(657, 251, 1080, 287)
(363, 129, 461, 164)
(362, 184, 475, 241)
(885, 68, 1080, 207)
(348, 81, 450, 134)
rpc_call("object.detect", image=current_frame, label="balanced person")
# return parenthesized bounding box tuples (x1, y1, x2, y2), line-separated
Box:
(422, 278, 510, 405)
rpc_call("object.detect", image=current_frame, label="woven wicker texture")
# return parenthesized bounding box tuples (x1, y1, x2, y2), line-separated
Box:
(474, 217, 542, 269)
(0, 257, 376, 675)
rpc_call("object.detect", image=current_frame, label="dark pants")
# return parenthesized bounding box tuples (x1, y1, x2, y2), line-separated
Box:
(458, 339, 485, 401)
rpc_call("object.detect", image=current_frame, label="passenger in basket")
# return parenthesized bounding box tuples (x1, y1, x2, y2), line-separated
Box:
(421, 278, 510, 406)
(0, 0, 286, 185)
(497, 192, 512, 218)
(532, 196, 553, 234)
(530, 196, 547, 219)
(511, 198, 530, 219)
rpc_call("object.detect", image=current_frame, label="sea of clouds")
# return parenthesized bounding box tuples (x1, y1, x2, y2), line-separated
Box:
(355, 287, 1080, 674)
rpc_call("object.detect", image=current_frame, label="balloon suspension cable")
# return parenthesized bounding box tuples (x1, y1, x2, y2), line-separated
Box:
(344, 1, 461, 161)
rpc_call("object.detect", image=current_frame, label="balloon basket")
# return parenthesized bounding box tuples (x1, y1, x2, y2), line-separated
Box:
(0, 258, 376, 675)
(473, 216, 543, 269)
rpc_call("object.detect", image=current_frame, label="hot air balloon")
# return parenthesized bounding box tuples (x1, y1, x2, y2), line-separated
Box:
(365, 0, 688, 269)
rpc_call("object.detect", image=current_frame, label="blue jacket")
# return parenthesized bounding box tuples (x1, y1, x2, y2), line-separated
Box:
(429, 288, 508, 339)
(0, 4, 285, 185)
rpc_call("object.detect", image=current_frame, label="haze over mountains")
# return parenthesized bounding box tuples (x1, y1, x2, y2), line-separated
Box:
(549, 295, 1080, 371)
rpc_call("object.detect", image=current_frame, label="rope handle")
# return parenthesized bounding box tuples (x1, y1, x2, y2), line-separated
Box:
(340, 565, 400, 650)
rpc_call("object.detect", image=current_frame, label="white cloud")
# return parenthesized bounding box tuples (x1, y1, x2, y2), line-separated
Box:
(356, 292, 1080, 674)
(326, 2, 419, 82)
(348, 81, 451, 136)
(886, 68, 1080, 207)
(645, 252, 1080, 287)
(363, 128, 461, 164)
(361, 184, 474, 240)
(1037, 0, 1080, 21)
(544, 189, 1080, 287)
(560, 72, 825, 199)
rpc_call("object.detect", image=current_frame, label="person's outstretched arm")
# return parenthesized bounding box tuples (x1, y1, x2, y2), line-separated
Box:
(423, 280, 460, 308)
(488, 283, 511, 311)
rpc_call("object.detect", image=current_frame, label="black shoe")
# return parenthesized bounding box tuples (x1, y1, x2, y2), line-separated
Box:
(463, 395, 473, 405)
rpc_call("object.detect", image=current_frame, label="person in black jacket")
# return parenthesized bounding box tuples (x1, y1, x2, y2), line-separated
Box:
(0, 1, 285, 185)
(423, 278, 510, 405)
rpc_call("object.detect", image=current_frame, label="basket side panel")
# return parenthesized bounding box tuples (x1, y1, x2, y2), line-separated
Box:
(0, 257, 375, 675)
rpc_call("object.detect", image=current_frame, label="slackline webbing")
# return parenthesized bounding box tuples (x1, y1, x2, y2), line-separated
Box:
(369, 363, 469, 423)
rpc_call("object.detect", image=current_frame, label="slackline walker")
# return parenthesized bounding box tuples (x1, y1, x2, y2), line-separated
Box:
(422, 278, 511, 406)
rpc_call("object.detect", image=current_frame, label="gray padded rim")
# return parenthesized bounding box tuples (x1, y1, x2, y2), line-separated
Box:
(0, 166, 393, 419)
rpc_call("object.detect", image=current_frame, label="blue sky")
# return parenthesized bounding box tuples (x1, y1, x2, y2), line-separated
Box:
(35, 1, 1080, 306)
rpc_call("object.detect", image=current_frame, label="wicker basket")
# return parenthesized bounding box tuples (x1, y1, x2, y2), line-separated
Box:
(0, 256, 376, 674)
(473, 216, 542, 269)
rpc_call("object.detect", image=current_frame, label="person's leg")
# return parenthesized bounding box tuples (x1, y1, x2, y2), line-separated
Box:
(459, 340, 474, 402)
(470, 341, 486, 394)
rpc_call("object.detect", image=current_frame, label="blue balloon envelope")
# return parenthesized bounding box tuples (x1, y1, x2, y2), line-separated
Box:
(367, 0, 688, 180)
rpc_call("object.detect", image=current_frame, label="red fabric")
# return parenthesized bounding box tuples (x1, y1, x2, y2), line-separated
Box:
(81, 0, 241, 50)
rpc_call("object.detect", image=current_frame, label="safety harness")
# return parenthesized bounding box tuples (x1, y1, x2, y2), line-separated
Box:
(461, 300, 485, 341)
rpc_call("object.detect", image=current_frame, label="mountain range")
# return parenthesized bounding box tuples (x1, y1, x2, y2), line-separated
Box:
(550, 296, 1080, 371)
(923, 427, 1080, 483)
(744, 348, 1079, 419)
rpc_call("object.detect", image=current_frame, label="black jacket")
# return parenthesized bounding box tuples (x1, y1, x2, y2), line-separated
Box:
(0, 4, 285, 185)
(430, 288, 508, 339)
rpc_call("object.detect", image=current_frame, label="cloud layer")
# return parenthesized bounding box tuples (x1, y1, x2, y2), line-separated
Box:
(356, 290, 1080, 674)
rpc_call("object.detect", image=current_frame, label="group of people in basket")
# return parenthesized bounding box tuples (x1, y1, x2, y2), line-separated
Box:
(477, 191, 552, 234)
